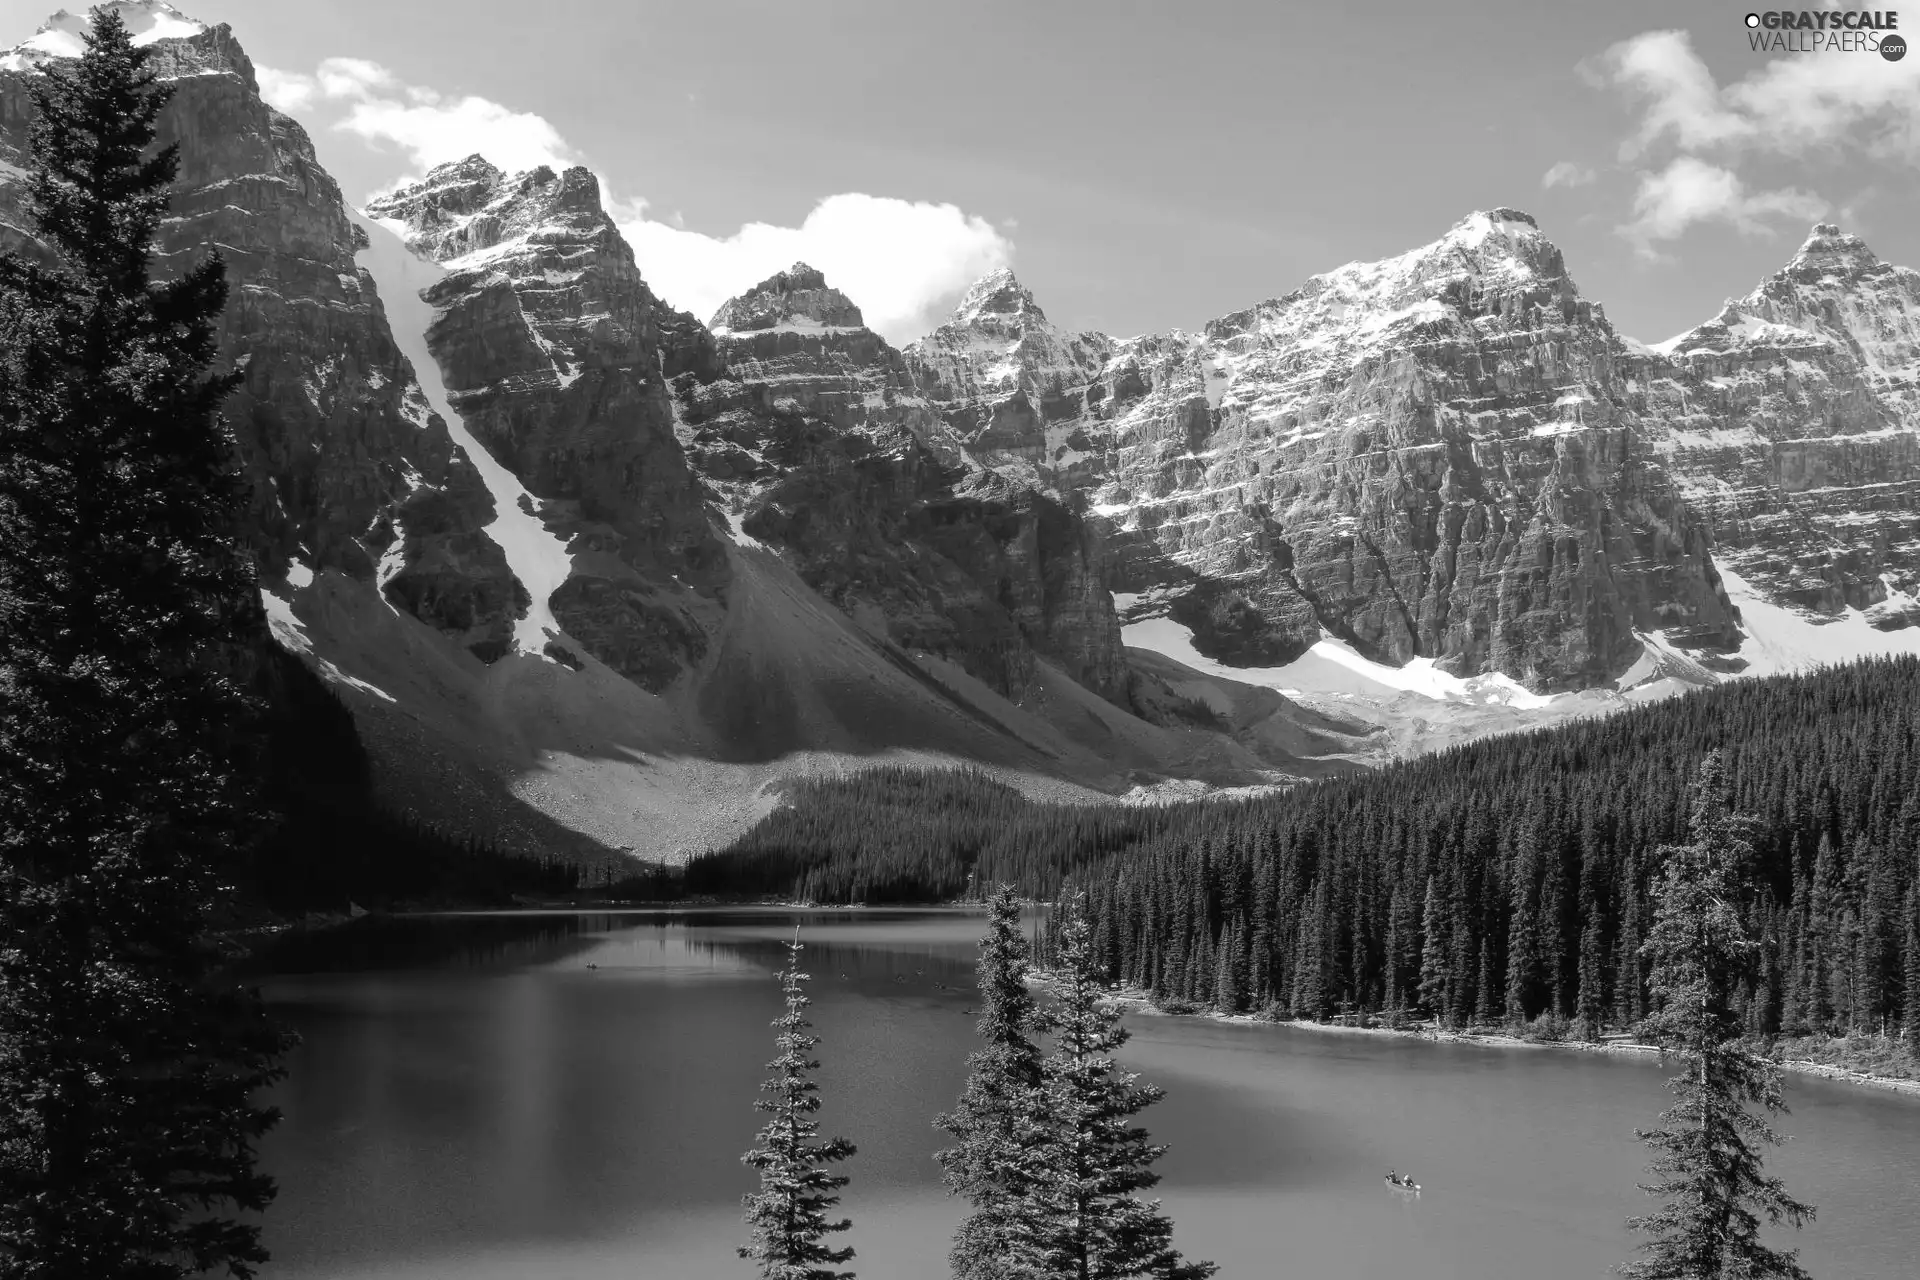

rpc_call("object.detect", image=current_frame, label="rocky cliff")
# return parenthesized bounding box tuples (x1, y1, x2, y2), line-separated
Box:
(364, 158, 727, 685)
(913, 212, 1746, 691)
(10, 5, 1915, 860)
(681, 263, 1132, 708)
(905, 267, 1115, 485)
(1636, 224, 1920, 634)
(0, 4, 524, 660)
(2, 6, 1350, 863)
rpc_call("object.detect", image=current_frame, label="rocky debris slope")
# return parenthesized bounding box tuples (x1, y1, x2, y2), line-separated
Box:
(679, 264, 1133, 707)
(1637, 224, 1920, 633)
(0, 3, 523, 658)
(919, 212, 1743, 691)
(365, 158, 728, 685)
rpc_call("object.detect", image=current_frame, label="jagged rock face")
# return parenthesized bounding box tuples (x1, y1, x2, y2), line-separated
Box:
(904, 268, 1115, 481)
(709, 263, 864, 332)
(1636, 224, 1920, 627)
(921, 213, 1742, 690)
(366, 158, 728, 687)
(0, 6, 520, 657)
(682, 266, 1130, 705)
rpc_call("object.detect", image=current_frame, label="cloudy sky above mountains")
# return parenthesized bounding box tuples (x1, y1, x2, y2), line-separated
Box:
(5, 0, 1917, 344)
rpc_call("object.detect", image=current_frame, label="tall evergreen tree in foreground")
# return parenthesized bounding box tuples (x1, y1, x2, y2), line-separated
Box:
(937, 885, 1045, 1280)
(1622, 753, 1814, 1280)
(740, 936, 857, 1280)
(0, 12, 289, 1278)
(1015, 895, 1215, 1280)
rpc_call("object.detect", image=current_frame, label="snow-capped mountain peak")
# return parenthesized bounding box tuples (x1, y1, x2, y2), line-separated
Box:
(1210, 207, 1572, 350)
(1784, 221, 1882, 281)
(0, 2, 203, 71)
(950, 266, 1046, 328)
(905, 267, 1114, 430)
(709, 262, 865, 334)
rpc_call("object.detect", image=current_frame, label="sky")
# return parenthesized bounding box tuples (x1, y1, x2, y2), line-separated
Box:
(4, 0, 1917, 345)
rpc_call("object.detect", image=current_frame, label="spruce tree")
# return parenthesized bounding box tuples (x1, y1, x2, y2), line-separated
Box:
(1903, 886, 1920, 1062)
(1505, 890, 1539, 1027)
(1576, 912, 1608, 1044)
(1622, 753, 1814, 1280)
(740, 936, 857, 1280)
(936, 885, 1045, 1280)
(1806, 835, 1838, 1033)
(0, 13, 288, 1278)
(1015, 896, 1215, 1280)
(1416, 876, 1448, 1023)
(1474, 939, 1496, 1030)
(1615, 850, 1646, 1030)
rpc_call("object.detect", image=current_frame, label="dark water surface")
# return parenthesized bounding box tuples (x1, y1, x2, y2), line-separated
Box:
(254, 910, 1920, 1279)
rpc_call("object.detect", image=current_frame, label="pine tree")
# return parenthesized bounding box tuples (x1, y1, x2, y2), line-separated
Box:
(1576, 911, 1608, 1044)
(1014, 896, 1216, 1280)
(1506, 890, 1539, 1027)
(936, 885, 1045, 1280)
(1903, 886, 1920, 1062)
(1806, 834, 1838, 1033)
(1475, 939, 1496, 1031)
(740, 937, 857, 1280)
(1615, 850, 1646, 1030)
(0, 13, 289, 1277)
(1622, 753, 1814, 1280)
(1212, 919, 1248, 1014)
(1416, 876, 1448, 1023)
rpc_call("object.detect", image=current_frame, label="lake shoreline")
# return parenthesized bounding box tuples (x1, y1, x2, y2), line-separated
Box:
(1074, 984, 1920, 1099)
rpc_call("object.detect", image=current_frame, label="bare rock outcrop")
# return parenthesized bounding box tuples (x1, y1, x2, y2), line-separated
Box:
(914, 212, 1744, 691)
(1637, 224, 1920, 630)
(682, 264, 1131, 706)
(0, 4, 521, 659)
(365, 157, 728, 687)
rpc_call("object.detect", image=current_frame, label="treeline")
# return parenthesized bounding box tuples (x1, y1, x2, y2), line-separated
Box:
(684, 766, 1176, 902)
(695, 655, 1920, 1043)
(247, 645, 581, 914)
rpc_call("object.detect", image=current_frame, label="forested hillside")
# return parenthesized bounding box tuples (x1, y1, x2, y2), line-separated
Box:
(691, 656, 1920, 1041)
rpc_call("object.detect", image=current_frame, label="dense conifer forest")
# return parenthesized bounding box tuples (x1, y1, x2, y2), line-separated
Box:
(691, 655, 1920, 1044)
(249, 646, 580, 914)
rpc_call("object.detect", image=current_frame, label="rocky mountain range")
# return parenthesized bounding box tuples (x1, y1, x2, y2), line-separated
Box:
(4, 4, 1917, 861)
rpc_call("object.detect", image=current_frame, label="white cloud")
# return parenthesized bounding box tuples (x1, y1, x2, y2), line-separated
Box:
(255, 65, 316, 113)
(619, 195, 1011, 343)
(1622, 156, 1827, 257)
(256, 58, 579, 178)
(257, 60, 1014, 345)
(1584, 27, 1915, 250)
(1594, 29, 1920, 162)
(315, 58, 392, 100)
(1725, 52, 1920, 158)
(1591, 30, 1748, 160)
(1541, 161, 1597, 189)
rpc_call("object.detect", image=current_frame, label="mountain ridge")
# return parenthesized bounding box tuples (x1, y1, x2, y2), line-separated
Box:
(4, 6, 1918, 863)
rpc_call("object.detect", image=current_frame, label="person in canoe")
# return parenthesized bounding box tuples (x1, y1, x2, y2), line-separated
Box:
(1386, 1170, 1419, 1190)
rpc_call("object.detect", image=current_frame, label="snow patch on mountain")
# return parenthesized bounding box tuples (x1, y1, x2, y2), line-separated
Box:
(1716, 565, 1920, 676)
(353, 210, 574, 656)
(1123, 614, 1558, 708)
(260, 584, 396, 703)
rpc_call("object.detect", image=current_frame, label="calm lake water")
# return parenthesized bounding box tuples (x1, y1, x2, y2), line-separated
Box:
(253, 909, 1920, 1279)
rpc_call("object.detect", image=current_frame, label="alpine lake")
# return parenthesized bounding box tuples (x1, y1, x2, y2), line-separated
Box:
(248, 909, 1920, 1279)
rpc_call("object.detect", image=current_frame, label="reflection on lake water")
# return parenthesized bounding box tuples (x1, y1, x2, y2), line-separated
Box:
(254, 910, 1920, 1279)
